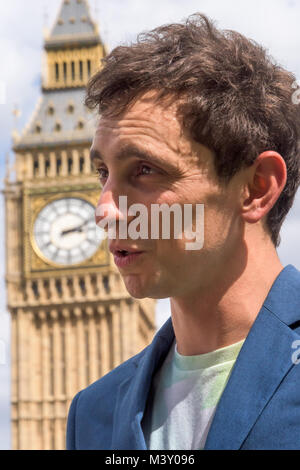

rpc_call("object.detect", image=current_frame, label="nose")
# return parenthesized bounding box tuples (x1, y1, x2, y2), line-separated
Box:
(95, 186, 127, 232)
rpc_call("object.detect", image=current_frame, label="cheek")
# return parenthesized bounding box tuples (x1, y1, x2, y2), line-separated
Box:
(203, 202, 241, 252)
(155, 237, 193, 268)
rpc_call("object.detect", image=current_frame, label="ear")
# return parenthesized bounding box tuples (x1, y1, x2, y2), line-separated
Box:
(241, 151, 287, 224)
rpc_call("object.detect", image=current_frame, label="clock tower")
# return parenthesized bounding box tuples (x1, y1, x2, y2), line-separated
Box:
(4, 0, 156, 450)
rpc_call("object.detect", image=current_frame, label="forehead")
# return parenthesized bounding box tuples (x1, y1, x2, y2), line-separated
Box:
(91, 93, 218, 177)
(93, 95, 191, 156)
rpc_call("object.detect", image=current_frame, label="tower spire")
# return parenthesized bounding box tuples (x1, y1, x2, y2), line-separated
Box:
(46, 0, 100, 48)
(14, 0, 106, 152)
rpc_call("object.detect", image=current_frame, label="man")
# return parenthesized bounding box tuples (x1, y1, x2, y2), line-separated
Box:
(66, 14, 300, 449)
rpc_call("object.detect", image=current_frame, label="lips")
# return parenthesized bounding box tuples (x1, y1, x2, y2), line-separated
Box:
(110, 245, 145, 269)
(109, 244, 144, 256)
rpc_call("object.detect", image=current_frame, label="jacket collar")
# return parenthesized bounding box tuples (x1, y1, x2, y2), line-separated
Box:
(111, 264, 300, 450)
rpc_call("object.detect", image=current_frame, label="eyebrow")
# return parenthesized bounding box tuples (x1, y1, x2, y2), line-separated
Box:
(90, 144, 169, 168)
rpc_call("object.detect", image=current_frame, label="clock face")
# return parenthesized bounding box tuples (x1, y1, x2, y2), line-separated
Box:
(33, 197, 106, 266)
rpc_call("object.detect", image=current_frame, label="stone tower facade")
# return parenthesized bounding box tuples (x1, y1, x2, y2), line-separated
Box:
(4, 0, 156, 450)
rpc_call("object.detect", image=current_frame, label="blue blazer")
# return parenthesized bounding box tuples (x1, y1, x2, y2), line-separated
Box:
(66, 264, 300, 450)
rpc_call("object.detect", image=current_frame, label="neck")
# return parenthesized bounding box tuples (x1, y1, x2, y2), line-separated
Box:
(170, 233, 283, 356)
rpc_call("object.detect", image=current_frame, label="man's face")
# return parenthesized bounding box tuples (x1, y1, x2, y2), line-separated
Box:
(91, 93, 244, 299)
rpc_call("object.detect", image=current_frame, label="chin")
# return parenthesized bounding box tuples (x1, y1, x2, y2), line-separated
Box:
(122, 274, 156, 299)
(122, 274, 170, 300)
(123, 279, 148, 299)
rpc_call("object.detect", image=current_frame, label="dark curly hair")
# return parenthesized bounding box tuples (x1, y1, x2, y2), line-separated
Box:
(85, 13, 300, 246)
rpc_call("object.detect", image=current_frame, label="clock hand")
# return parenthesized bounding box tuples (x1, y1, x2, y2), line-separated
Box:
(61, 227, 82, 236)
(60, 219, 92, 237)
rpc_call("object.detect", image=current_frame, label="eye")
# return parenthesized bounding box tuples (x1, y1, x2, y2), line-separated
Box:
(136, 164, 156, 177)
(95, 162, 157, 185)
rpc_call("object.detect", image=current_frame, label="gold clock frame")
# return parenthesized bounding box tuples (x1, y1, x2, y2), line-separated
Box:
(23, 184, 111, 278)
(30, 195, 105, 269)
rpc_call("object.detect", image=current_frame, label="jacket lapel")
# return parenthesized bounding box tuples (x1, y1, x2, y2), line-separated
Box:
(111, 317, 175, 450)
(204, 265, 300, 449)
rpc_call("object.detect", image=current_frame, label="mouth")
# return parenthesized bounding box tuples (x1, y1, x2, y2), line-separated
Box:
(114, 249, 144, 259)
(110, 246, 145, 268)
(109, 245, 144, 256)
(116, 250, 131, 257)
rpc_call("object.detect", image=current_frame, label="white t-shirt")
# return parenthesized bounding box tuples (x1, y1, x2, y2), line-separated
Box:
(142, 338, 245, 450)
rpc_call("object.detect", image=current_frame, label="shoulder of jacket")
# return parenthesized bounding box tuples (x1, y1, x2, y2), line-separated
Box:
(74, 345, 149, 403)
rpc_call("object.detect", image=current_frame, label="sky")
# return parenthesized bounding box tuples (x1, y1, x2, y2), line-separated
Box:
(0, 0, 300, 450)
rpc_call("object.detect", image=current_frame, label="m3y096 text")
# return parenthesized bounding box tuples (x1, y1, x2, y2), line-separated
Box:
(149, 454, 195, 465)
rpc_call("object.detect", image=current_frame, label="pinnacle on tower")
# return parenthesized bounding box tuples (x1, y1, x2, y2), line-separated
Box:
(46, 0, 100, 48)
